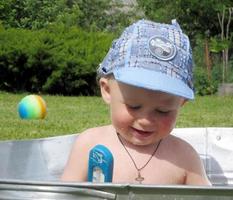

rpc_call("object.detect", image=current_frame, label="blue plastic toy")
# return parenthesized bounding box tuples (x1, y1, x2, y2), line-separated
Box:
(88, 145, 114, 182)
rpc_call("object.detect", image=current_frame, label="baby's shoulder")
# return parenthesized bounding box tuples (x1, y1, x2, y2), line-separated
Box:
(165, 134, 198, 156)
(163, 135, 203, 169)
(161, 135, 201, 169)
(73, 125, 114, 147)
(80, 125, 113, 138)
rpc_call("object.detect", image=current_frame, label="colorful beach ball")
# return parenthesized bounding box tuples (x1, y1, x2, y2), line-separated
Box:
(18, 95, 47, 119)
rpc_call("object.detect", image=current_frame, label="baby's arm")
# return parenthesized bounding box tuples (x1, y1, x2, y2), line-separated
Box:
(61, 132, 91, 182)
(183, 144, 211, 186)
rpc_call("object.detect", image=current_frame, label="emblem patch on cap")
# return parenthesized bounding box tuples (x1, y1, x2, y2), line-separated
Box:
(148, 36, 176, 60)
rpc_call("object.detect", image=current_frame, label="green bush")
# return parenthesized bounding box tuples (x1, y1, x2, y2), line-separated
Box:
(0, 25, 115, 95)
(192, 35, 221, 96)
(193, 67, 218, 96)
(0, 29, 43, 92)
(226, 60, 233, 83)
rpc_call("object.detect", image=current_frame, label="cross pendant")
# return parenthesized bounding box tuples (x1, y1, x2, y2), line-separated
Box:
(135, 171, 144, 184)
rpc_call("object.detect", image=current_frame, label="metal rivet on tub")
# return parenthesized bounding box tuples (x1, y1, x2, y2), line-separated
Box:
(216, 135, 221, 141)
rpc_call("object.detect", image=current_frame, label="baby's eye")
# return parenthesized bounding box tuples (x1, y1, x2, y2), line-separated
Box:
(126, 104, 141, 110)
(156, 109, 170, 114)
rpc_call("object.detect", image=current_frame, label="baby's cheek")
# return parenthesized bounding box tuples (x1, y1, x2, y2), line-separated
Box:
(160, 115, 177, 132)
(112, 109, 132, 129)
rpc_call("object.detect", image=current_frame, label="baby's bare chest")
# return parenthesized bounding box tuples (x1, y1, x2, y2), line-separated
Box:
(98, 130, 186, 184)
(112, 153, 186, 185)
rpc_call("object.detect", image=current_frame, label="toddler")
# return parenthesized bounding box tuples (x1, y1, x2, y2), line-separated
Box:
(61, 19, 211, 185)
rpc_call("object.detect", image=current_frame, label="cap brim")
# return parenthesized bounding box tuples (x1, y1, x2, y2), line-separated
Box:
(113, 68, 194, 100)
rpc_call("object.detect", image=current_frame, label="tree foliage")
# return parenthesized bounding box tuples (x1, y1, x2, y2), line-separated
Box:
(137, 0, 233, 40)
(0, 0, 232, 95)
(0, 0, 80, 29)
(0, 0, 139, 31)
(138, 0, 233, 94)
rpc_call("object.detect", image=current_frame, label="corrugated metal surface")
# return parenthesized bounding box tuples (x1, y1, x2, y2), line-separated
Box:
(172, 128, 233, 186)
(0, 134, 76, 181)
(0, 180, 233, 200)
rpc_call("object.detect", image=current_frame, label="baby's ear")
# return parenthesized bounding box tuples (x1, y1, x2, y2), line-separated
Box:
(99, 77, 111, 104)
(181, 99, 188, 106)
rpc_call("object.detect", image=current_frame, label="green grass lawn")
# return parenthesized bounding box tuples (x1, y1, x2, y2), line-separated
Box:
(0, 91, 232, 140)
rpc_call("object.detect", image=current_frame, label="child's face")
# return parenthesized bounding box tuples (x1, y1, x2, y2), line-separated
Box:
(100, 78, 185, 146)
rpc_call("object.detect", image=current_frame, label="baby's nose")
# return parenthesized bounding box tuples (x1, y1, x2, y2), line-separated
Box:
(137, 113, 156, 126)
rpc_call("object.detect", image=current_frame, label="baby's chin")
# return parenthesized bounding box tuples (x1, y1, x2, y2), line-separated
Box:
(130, 138, 158, 147)
(130, 133, 159, 146)
(116, 130, 159, 147)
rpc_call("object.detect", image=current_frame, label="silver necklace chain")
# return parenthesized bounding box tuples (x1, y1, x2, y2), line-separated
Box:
(117, 133, 162, 184)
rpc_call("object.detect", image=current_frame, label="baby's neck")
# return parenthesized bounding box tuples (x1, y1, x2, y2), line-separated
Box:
(116, 132, 161, 154)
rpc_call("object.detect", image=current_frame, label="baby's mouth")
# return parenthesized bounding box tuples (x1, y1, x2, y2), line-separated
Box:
(131, 127, 154, 137)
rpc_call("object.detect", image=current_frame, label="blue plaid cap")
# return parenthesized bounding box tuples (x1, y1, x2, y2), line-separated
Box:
(97, 19, 194, 99)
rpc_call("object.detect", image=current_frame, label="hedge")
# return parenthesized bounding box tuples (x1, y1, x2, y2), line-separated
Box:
(0, 24, 115, 95)
(0, 24, 226, 96)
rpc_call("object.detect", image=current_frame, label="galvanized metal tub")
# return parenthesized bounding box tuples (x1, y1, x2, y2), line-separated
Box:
(0, 180, 233, 200)
(0, 127, 233, 199)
